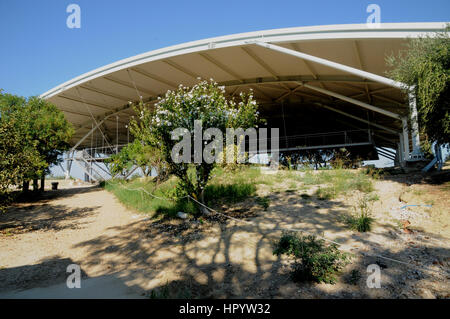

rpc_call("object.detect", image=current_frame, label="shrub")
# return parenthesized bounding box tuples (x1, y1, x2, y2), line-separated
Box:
(129, 79, 260, 207)
(315, 186, 336, 200)
(344, 196, 374, 232)
(329, 148, 362, 169)
(273, 232, 350, 284)
(346, 269, 362, 285)
(348, 213, 373, 232)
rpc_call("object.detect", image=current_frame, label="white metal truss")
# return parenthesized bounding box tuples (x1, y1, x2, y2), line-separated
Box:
(252, 41, 406, 89)
(314, 102, 400, 135)
(301, 82, 403, 120)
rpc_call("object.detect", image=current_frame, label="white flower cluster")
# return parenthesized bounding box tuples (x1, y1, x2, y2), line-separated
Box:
(147, 79, 259, 132)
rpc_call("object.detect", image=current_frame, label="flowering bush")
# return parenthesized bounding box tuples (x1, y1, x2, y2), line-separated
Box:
(129, 79, 260, 208)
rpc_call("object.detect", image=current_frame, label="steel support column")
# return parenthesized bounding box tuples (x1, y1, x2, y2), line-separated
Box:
(408, 88, 424, 160)
(401, 117, 410, 161)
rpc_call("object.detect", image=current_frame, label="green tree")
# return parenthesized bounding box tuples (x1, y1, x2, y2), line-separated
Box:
(0, 120, 46, 211)
(25, 97, 74, 190)
(0, 93, 45, 210)
(107, 143, 135, 176)
(108, 139, 167, 182)
(387, 26, 450, 147)
(0, 91, 74, 196)
(129, 80, 260, 207)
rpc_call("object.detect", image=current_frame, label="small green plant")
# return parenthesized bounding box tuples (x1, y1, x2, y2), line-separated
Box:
(149, 281, 170, 299)
(103, 169, 257, 218)
(394, 219, 404, 230)
(155, 198, 199, 218)
(350, 173, 374, 193)
(256, 196, 270, 211)
(204, 183, 256, 205)
(344, 196, 374, 232)
(315, 186, 336, 200)
(304, 169, 373, 200)
(364, 166, 383, 179)
(273, 231, 350, 284)
(366, 193, 380, 202)
(442, 181, 450, 191)
(346, 269, 362, 285)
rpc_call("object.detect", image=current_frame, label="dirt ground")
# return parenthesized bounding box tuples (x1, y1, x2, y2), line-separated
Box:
(0, 173, 449, 299)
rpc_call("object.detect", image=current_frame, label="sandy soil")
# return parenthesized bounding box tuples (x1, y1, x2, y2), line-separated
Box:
(0, 174, 449, 299)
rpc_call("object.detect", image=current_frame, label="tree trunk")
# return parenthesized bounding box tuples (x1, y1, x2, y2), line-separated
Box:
(23, 181, 30, 192)
(32, 179, 39, 191)
(199, 189, 210, 215)
(40, 176, 45, 191)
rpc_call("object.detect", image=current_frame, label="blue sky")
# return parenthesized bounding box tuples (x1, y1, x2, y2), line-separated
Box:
(1, 0, 449, 97)
(1, 0, 448, 177)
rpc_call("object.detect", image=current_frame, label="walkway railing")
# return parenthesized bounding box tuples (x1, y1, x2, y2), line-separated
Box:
(252, 129, 373, 153)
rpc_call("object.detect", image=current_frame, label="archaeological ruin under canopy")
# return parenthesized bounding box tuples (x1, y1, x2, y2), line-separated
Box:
(40, 22, 448, 180)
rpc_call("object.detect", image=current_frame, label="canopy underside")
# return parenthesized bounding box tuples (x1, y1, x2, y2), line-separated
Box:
(41, 22, 447, 152)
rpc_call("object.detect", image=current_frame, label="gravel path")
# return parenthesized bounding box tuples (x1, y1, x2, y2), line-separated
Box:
(0, 185, 144, 294)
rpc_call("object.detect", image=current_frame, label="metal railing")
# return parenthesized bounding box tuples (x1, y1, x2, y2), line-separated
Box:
(251, 129, 372, 153)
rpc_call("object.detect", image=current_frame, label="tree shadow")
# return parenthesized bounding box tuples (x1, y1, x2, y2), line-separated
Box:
(0, 255, 148, 298)
(71, 216, 290, 298)
(0, 201, 100, 234)
(68, 192, 449, 299)
(7, 183, 445, 299)
(13, 185, 103, 204)
(0, 256, 88, 293)
(379, 168, 450, 186)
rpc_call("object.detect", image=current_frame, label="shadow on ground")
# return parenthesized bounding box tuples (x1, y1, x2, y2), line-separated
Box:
(1, 181, 448, 298)
(0, 204, 100, 234)
(1, 186, 101, 234)
(380, 169, 450, 186)
(13, 184, 102, 204)
(71, 192, 450, 298)
(0, 256, 88, 292)
(0, 255, 146, 298)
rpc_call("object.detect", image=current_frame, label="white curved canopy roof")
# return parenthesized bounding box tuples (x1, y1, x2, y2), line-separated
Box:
(41, 22, 448, 148)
